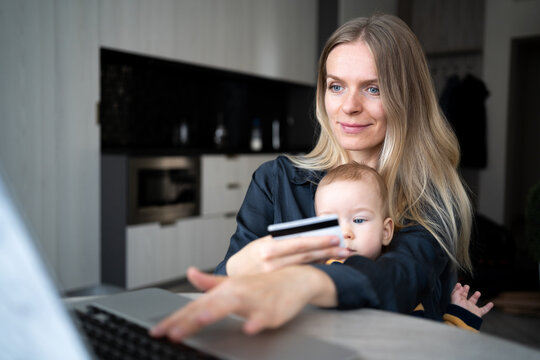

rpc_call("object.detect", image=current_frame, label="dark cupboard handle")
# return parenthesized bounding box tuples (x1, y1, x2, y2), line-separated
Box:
(227, 183, 240, 189)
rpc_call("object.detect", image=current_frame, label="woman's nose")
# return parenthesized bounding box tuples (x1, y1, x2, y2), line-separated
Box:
(341, 91, 363, 115)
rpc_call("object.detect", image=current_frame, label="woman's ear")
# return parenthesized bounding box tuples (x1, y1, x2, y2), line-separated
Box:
(382, 217, 394, 246)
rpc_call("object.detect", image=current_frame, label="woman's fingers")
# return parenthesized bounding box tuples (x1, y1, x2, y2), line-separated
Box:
(243, 319, 264, 335)
(186, 266, 225, 292)
(227, 235, 346, 276)
(150, 281, 238, 341)
(150, 267, 233, 340)
(149, 266, 335, 341)
(255, 235, 347, 271)
(226, 236, 274, 275)
(265, 235, 342, 259)
(151, 274, 255, 341)
(264, 247, 351, 271)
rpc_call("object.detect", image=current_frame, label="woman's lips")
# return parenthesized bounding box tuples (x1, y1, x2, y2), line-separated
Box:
(339, 122, 370, 134)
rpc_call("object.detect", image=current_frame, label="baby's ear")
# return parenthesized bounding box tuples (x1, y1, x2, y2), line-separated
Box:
(382, 218, 394, 246)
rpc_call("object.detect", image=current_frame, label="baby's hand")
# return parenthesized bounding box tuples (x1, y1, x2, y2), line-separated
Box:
(451, 283, 494, 318)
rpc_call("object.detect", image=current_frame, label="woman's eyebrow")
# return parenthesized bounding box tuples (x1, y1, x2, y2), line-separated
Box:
(326, 74, 379, 85)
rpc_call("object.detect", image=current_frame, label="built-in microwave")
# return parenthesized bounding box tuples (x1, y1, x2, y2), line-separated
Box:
(127, 156, 200, 225)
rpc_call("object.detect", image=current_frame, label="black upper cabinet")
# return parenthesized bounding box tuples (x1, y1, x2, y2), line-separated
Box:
(100, 48, 317, 154)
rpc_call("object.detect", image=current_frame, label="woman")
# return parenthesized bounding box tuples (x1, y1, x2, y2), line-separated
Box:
(150, 13, 473, 341)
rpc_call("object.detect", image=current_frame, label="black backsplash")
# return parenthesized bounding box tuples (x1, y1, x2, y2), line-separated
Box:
(100, 48, 318, 153)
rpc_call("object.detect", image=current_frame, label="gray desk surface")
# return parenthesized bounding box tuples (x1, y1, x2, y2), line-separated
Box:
(181, 293, 540, 360)
(287, 305, 540, 359)
(174, 294, 540, 360)
(69, 292, 540, 360)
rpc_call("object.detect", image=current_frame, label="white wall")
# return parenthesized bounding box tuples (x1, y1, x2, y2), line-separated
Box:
(338, 0, 398, 24)
(479, 0, 540, 224)
(0, 0, 100, 291)
(99, 0, 318, 85)
(0, 0, 318, 291)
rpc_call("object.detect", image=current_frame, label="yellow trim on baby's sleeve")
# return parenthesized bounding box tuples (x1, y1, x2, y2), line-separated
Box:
(443, 313, 479, 333)
(326, 259, 344, 264)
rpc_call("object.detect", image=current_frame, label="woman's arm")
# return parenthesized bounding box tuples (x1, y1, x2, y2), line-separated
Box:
(150, 225, 450, 341)
(150, 265, 337, 342)
(312, 225, 453, 318)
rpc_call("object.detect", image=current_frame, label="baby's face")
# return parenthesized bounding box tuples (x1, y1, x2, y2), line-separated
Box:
(315, 178, 393, 260)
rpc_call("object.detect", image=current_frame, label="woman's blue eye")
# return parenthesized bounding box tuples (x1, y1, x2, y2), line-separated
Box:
(367, 87, 379, 95)
(353, 218, 365, 224)
(330, 84, 343, 92)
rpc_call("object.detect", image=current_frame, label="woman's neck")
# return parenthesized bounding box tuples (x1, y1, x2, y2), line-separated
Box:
(347, 150, 379, 168)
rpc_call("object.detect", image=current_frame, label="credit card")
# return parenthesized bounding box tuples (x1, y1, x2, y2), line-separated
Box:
(267, 214, 345, 248)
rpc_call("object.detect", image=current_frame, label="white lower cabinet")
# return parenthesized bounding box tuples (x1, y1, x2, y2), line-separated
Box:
(124, 154, 275, 289)
(126, 215, 236, 289)
(201, 154, 276, 215)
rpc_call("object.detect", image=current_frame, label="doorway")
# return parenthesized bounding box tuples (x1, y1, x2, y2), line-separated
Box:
(505, 36, 540, 252)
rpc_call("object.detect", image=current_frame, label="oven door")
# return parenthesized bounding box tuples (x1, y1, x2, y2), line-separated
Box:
(127, 156, 200, 225)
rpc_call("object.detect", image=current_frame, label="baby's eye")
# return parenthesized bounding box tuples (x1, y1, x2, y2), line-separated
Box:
(366, 86, 380, 95)
(353, 218, 365, 224)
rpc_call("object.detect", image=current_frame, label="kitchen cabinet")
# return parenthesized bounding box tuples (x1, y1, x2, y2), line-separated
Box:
(201, 154, 276, 216)
(117, 153, 276, 289)
(126, 214, 235, 289)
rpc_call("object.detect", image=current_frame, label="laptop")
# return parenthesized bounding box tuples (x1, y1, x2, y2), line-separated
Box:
(0, 169, 357, 360)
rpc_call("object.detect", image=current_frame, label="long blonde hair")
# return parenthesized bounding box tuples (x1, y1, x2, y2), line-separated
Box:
(290, 14, 472, 271)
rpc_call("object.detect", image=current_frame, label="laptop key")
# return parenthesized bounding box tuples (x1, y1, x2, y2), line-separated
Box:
(73, 305, 219, 360)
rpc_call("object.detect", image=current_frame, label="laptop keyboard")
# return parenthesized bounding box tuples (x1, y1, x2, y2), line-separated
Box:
(74, 305, 219, 360)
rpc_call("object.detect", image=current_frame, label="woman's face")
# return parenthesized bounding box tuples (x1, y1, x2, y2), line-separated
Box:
(324, 40, 387, 166)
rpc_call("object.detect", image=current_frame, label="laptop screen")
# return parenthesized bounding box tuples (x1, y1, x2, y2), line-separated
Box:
(0, 171, 91, 359)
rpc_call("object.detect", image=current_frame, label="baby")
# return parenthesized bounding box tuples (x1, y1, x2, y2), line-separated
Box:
(315, 162, 493, 331)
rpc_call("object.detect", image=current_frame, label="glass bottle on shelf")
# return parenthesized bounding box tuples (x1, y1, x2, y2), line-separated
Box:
(250, 118, 263, 152)
(272, 118, 280, 150)
(173, 118, 189, 147)
(213, 112, 228, 149)
(179, 119, 189, 146)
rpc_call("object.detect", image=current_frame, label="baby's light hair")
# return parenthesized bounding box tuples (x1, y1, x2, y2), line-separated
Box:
(318, 163, 390, 218)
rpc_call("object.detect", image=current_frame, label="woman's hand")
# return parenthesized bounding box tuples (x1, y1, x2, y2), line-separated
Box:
(226, 235, 350, 276)
(149, 266, 337, 342)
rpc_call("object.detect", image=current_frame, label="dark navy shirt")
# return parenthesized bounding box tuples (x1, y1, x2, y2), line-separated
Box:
(215, 155, 455, 320)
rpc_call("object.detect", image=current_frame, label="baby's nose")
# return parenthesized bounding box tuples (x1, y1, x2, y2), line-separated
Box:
(342, 226, 353, 240)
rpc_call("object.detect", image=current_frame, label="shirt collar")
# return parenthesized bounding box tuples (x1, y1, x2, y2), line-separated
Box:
(290, 166, 325, 185)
